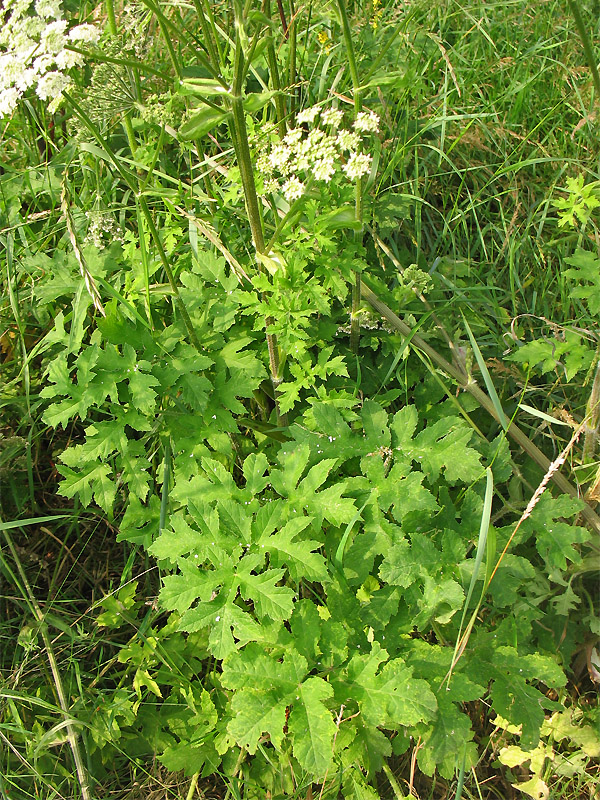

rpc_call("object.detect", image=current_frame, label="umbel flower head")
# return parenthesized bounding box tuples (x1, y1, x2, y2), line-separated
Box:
(257, 104, 379, 202)
(0, 0, 101, 117)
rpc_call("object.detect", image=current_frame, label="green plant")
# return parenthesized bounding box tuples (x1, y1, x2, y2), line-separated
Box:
(2, 0, 600, 797)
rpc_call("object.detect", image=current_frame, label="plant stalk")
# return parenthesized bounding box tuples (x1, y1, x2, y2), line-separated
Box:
(264, 0, 287, 137)
(336, 0, 364, 354)
(565, 0, 600, 104)
(230, 7, 287, 425)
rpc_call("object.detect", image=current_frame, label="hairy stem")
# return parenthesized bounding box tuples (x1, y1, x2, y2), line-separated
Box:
(264, 0, 287, 137)
(336, 0, 364, 355)
(231, 8, 287, 425)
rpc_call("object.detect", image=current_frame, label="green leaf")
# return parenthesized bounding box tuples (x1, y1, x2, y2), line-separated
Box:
(521, 494, 588, 571)
(58, 462, 115, 512)
(239, 569, 295, 620)
(149, 514, 201, 562)
(288, 677, 336, 775)
(378, 537, 422, 588)
(411, 418, 482, 483)
(223, 645, 307, 752)
(509, 331, 593, 381)
(179, 107, 230, 140)
(289, 599, 321, 661)
(128, 369, 159, 414)
(417, 696, 477, 778)
(228, 690, 288, 753)
(564, 249, 600, 315)
(477, 643, 566, 749)
(261, 517, 328, 582)
(242, 452, 271, 495)
(342, 643, 437, 729)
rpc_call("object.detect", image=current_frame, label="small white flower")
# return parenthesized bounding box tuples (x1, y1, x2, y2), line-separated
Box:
(15, 67, 37, 91)
(321, 107, 344, 128)
(343, 151, 372, 180)
(0, 87, 21, 117)
(354, 110, 380, 133)
(269, 143, 292, 171)
(337, 129, 360, 151)
(284, 127, 303, 146)
(256, 153, 272, 175)
(33, 54, 55, 74)
(56, 49, 84, 69)
(35, 69, 70, 102)
(35, 0, 62, 18)
(282, 176, 305, 201)
(312, 156, 336, 182)
(68, 24, 101, 44)
(263, 178, 280, 194)
(296, 105, 320, 125)
(40, 19, 68, 53)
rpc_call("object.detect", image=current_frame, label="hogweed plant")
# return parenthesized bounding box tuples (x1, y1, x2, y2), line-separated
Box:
(2, 0, 600, 797)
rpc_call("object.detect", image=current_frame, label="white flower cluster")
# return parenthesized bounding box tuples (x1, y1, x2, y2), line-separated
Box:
(85, 208, 124, 249)
(257, 105, 380, 202)
(0, 0, 100, 117)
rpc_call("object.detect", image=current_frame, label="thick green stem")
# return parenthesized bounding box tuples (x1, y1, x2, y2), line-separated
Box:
(230, 13, 287, 425)
(583, 362, 600, 463)
(337, 0, 364, 355)
(264, 0, 287, 138)
(105, 0, 117, 36)
(230, 98, 266, 252)
(336, 0, 362, 111)
(565, 0, 600, 104)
